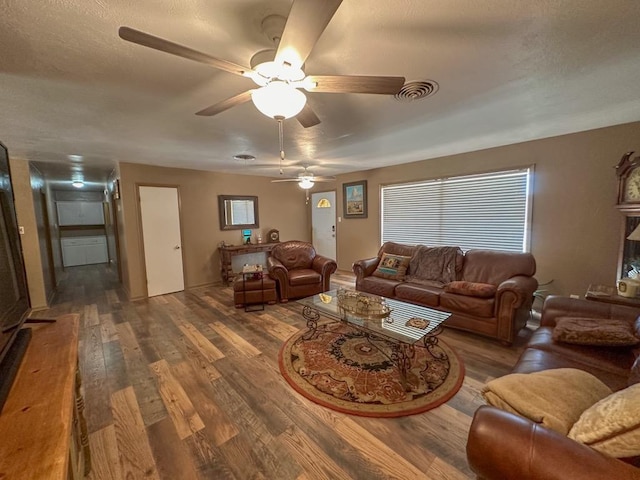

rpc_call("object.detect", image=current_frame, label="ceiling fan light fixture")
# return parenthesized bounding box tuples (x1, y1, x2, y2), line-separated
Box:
(72, 180, 85, 188)
(254, 61, 304, 83)
(298, 177, 314, 189)
(251, 81, 306, 119)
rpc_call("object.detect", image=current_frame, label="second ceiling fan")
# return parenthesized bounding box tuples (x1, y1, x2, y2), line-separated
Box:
(119, 0, 406, 128)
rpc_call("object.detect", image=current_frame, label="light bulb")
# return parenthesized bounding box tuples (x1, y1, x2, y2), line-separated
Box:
(298, 178, 314, 189)
(251, 81, 306, 119)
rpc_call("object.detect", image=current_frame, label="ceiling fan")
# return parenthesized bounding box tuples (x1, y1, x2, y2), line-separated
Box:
(271, 166, 336, 190)
(118, 0, 406, 128)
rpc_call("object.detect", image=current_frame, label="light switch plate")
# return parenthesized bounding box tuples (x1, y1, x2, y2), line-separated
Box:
(18, 226, 25, 234)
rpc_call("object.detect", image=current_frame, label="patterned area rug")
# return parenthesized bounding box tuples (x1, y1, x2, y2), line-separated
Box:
(279, 322, 465, 417)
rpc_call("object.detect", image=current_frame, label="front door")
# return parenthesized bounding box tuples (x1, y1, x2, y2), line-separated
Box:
(311, 191, 337, 260)
(139, 186, 185, 296)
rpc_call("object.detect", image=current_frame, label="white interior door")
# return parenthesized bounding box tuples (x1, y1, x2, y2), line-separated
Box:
(311, 191, 337, 260)
(139, 186, 185, 297)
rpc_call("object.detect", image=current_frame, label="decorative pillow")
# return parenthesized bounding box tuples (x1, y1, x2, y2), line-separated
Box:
(553, 317, 640, 346)
(568, 383, 640, 458)
(481, 368, 612, 435)
(444, 281, 497, 298)
(372, 253, 411, 280)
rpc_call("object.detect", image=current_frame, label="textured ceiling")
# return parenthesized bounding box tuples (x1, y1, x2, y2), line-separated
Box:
(1, 0, 639, 189)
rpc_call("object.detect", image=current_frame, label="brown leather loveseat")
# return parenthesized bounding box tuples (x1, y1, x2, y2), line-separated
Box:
(466, 296, 640, 479)
(267, 240, 337, 302)
(353, 242, 538, 344)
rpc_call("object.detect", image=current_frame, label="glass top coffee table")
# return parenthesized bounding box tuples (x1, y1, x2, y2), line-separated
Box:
(297, 288, 452, 390)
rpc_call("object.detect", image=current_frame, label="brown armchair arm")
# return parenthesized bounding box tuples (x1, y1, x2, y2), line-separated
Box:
(267, 256, 290, 299)
(312, 255, 338, 291)
(541, 295, 640, 327)
(467, 406, 640, 480)
(352, 257, 379, 285)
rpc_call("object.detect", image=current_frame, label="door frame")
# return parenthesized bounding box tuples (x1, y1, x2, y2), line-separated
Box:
(310, 189, 337, 261)
(135, 183, 186, 297)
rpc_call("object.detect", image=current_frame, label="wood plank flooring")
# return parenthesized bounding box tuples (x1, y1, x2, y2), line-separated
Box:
(30, 265, 534, 480)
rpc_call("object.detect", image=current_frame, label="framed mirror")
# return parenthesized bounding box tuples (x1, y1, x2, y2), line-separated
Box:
(218, 195, 259, 230)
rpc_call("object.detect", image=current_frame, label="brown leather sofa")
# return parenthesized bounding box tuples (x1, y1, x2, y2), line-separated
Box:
(352, 242, 538, 344)
(267, 240, 337, 302)
(467, 296, 640, 479)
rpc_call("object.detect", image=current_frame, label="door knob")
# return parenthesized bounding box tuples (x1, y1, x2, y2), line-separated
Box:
(174, 245, 181, 250)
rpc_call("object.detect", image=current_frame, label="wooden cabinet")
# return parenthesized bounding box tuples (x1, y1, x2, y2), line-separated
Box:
(57, 201, 104, 226)
(62, 236, 108, 267)
(0, 315, 90, 479)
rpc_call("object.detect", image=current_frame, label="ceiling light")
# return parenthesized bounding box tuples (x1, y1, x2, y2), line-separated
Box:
(72, 180, 84, 188)
(251, 81, 306, 119)
(298, 178, 314, 189)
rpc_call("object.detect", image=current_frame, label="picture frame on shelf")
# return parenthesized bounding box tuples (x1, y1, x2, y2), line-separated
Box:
(343, 180, 367, 219)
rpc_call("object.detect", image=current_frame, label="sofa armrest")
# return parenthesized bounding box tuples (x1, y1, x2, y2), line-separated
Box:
(467, 406, 640, 480)
(312, 255, 338, 291)
(352, 257, 379, 283)
(267, 256, 289, 286)
(496, 275, 538, 309)
(541, 295, 640, 328)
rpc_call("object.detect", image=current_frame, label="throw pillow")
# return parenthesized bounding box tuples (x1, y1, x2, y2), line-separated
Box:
(444, 281, 497, 298)
(552, 317, 640, 347)
(568, 383, 640, 458)
(481, 368, 612, 435)
(372, 253, 411, 281)
(407, 245, 462, 285)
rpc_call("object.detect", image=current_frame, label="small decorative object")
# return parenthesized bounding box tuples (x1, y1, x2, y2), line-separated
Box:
(336, 289, 391, 320)
(343, 180, 368, 218)
(267, 228, 280, 243)
(617, 278, 640, 298)
(257, 234, 263, 244)
(406, 318, 430, 330)
(242, 229, 252, 244)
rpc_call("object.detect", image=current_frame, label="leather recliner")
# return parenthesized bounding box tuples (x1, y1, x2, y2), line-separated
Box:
(267, 240, 337, 302)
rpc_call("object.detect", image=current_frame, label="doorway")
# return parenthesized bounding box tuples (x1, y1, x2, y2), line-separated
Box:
(311, 191, 336, 260)
(138, 186, 185, 297)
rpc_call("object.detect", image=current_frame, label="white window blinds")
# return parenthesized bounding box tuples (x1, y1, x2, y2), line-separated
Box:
(381, 168, 532, 252)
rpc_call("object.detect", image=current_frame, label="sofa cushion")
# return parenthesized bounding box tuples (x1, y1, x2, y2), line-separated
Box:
(553, 317, 640, 346)
(372, 253, 411, 280)
(482, 368, 612, 435)
(462, 249, 536, 285)
(525, 327, 636, 377)
(395, 282, 441, 307)
(569, 383, 640, 458)
(406, 245, 462, 285)
(444, 281, 497, 298)
(358, 276, 399, 298)
(288, 269, 321, 286)
(440, 292, 494, 318)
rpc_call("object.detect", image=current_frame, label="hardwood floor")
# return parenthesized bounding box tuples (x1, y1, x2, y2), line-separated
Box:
(31, 265, 533, 480)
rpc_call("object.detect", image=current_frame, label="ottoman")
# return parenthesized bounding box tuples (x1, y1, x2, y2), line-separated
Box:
(233, 273, 278, 309)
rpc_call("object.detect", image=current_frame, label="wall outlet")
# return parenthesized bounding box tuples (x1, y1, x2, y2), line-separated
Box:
(18, 226, 25, 235)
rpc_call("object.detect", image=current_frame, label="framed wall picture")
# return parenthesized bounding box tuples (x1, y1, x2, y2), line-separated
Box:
(343, 180, 368, 218)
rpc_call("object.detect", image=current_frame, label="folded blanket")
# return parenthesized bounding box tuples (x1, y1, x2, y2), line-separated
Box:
(406, 245, 462, 285)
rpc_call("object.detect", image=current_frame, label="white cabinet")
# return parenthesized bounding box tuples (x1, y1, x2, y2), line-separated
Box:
(57, 202, 104, 226)
(61, 236, 108, 267)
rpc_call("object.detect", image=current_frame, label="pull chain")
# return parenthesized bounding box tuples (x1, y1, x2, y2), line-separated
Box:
(276, 116, 285, 175)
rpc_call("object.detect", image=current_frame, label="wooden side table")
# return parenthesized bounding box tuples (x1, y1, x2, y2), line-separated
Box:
(585, 283, 640, 307)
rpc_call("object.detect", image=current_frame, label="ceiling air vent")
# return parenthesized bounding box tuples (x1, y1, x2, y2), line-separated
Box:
(394, 80, 439, 102)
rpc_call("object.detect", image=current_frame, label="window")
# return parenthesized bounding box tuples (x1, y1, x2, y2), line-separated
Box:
(381, 167, 532, 252)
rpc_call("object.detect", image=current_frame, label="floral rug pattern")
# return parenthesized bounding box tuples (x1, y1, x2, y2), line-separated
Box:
(279, 322, 465, 417)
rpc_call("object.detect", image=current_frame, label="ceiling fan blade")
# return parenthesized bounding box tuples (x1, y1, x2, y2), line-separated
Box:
(271, 178, 301, 183)
(312, 176, 337, 181)
(275, 0, 342, 70)
(305, 75, 406, 94)
(296, 103, 321, 128)
(119, 26, 252, 77)
(195, 90, 254, 116)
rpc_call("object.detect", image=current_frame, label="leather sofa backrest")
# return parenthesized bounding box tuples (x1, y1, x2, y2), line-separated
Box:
(378, 241, 417, 258)
(271, 241, 316, 270)
(462, 250, 536, 285)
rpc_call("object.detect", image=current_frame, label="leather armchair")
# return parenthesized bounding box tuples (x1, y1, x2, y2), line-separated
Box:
(267, 241, 337, 302)
(467, 406, 640, 480)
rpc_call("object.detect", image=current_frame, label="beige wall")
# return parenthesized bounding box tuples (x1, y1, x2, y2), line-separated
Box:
(9, 158, 48, 309)
(335, 121, 640, 297)
(118, 162, 312, 299)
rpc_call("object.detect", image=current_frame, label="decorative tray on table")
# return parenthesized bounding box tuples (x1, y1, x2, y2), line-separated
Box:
(336, 289, 391, 320)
